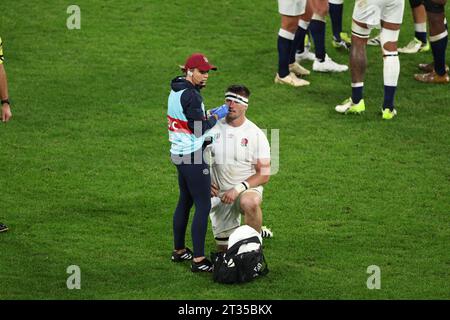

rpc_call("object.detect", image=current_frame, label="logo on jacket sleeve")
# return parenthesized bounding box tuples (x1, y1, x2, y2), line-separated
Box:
(167, 115, 192, 134)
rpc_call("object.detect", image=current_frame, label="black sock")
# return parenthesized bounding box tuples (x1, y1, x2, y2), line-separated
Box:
(383, 86, 397, 110)
(329, 3, 343, 41)
(415, 31, 427, 44)
(351, 85, 363, 104)
(310, 19, 326, 61)
(290, 25, 308, 64)
(430, 33, 448, 76)
(278, 29, 294, 77)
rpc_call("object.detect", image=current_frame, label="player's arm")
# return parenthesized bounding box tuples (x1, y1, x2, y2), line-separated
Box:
(181, 90, 218, 137)
(245, 130, 272, 188)
(221, 158, 271, 204)
(0, 64, 8, 100)
(245, 158, 271, 187)
(0, 63, 12, 122)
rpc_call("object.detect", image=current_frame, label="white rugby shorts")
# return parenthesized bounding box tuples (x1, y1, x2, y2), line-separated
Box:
(278, 0, 307, 16)
(352, 0, 405, 28)
(210, 186, 263, 242)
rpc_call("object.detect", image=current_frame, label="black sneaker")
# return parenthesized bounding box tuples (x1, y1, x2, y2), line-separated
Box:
(191, 258, 213, 273)
(0, 223, 8, 233)
(171, 248, 193, 262)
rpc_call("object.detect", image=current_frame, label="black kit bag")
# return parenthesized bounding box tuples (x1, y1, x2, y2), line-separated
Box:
(212, 236, 269, 284)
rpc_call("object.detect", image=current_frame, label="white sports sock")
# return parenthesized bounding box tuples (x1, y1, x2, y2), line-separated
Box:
(383, 53, 400, 87)
(278, 28, 295, 40)
(414, 23, 427, 33)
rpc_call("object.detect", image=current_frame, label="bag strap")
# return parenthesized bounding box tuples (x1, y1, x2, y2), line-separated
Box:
(225, 236, 261, 257)
(259, 254, 269, 276)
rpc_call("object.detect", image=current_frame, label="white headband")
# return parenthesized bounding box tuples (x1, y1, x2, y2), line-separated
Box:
(225, 92, 249, 106)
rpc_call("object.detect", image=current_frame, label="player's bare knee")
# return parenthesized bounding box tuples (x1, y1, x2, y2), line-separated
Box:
(318, 9, 328, 17)
(241, 201, 258, 214)
(240, 196, 260, 214)
(285, 24, 298, 34)
(380, 28, 400, 55)
(311, 0, 329, 17)
(379, 28, 400, 87)
(383, 41, 398, 52)
(281, 16, 300, 33)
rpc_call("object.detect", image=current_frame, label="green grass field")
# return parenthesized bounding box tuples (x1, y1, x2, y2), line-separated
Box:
(0, 0, 449, 299)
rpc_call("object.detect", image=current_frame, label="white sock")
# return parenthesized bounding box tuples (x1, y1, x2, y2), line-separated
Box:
(383, 53, 400, 87)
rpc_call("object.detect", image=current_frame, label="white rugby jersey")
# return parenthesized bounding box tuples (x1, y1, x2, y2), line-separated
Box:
(206, 118, 270, 194)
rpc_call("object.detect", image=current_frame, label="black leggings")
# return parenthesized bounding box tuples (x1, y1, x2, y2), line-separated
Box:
(173, 161, 211, 258)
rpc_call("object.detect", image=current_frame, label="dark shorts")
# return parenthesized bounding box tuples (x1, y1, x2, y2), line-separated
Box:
(409, 0, 424, 8)
(424, 0, 446, 13)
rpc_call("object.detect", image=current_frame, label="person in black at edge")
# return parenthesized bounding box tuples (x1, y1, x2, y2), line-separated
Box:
(167, 53, 229, 272)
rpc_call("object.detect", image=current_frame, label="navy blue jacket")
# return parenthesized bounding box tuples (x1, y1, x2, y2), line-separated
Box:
(170, 77, 217, 137)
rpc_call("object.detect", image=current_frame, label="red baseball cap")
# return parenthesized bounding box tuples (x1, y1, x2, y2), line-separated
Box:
(182, 53, 217, 72)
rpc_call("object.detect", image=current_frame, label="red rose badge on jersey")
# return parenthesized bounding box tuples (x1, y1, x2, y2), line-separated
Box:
(241, 138, 248, 147)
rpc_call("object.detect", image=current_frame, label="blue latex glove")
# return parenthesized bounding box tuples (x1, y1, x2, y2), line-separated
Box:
(208, 104, 224, 115)
(209, 104, 229, 120)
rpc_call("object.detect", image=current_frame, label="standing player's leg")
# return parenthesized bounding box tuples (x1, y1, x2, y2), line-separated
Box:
(329, 0, 351, 49)
(171, 164, 194, 262)
(310, 11, 327, 62)
(329, 0, 344, 42)
(415, 0, 449, 83)
(412, 2, 429, 48)
(310, 0, 348, 72)
(379, 0, 404, 119)
(380, 21, 402, 119)
(399, 0, 430, 53)
(337, 0, 404, 119)
(289, 1, 312, 74)
(295, 1, 316, 62)
(418, 24, 448, 72)
(184, 161, 214, 272)
(278, 15, 299, 79)
(288, 2, 311, 77)
(335, 19, 369, 114)
(276, 0, 310, 87)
